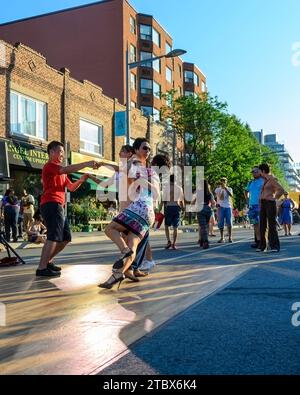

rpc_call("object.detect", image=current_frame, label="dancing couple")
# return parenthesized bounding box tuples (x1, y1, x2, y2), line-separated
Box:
(99, 138, 169, 289)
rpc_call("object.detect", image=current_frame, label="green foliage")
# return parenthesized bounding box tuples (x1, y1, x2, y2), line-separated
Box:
(161, 91, 287, 208)
(68, 197, 107, 225)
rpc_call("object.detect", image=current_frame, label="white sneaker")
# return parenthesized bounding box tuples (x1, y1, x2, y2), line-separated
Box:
(139, 260, 156, 272)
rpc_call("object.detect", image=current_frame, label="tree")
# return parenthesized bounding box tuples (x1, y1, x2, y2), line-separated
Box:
(161, 90, 287, 208)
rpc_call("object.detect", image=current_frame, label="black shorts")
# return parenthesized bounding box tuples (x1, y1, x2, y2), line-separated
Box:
(41, 202, 72, 243)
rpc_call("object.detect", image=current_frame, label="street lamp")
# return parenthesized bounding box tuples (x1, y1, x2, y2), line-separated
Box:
(125, 47, 186, 144)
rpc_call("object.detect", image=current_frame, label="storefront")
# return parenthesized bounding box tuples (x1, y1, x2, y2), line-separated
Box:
(0, 138, 48, 198)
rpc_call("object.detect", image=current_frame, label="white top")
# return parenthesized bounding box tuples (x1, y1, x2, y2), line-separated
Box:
(215, 187, 233, 209)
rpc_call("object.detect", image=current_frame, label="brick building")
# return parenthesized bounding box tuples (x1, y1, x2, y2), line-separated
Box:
(0, 0, 207, 122)
(0, 39, 162, 196)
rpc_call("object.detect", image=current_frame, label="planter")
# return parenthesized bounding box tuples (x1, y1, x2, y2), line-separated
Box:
(82, 225, 93, 233)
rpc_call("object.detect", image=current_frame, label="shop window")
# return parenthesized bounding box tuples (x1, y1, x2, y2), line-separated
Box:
(10, 91, 47, 140)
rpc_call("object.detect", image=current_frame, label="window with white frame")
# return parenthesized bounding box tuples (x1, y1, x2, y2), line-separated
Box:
(166, 42, 172, 54)
(140, 24, 152, 41)
(166, 67, 172, 83)
(10, 91, 47, 140)
(153, 107, 160, 122)
(130, 16, 136, 34)
(140, 78, 153, 95)
(80, 119, 103, 156)
(130, 44, 136, 62)
(130, 73, 136, 90)
(153, 27, 161, 47)
(153, 58, 161, 73)
(201, 81, 206, 92)
(153, 81, 161, 99)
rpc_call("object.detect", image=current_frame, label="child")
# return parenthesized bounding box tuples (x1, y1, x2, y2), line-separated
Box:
(27, 214, 47, 244)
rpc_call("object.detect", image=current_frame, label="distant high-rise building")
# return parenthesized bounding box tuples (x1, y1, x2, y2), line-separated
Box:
(254, 130, 300, 191)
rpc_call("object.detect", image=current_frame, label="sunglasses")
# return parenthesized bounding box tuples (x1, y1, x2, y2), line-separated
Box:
(142, 146, 151, 151)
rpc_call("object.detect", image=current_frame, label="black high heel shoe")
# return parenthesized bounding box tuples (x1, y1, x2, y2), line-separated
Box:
(113, 249, 134, 271)
(98, 271, 125, 290)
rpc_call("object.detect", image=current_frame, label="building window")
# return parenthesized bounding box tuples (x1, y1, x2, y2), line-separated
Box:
(153, 107, 160, 122)
(153, 81, 161, 99)
(130, 44, 136, 62)
(184, 70, 199, 86)
(166, 42, 172, 54)
(153, 27, 161, 47)
(153, 58, 161, 73)
(130, 73, 136, 90)
(131, 101, 136, 108)
(140, 24, 152, 41)
(10, 91, 47, 140)
(140, 51, 152, 68)
(201, 81, 206, 92)
(130, 16, 136, 34)
(178, 64, 182, 78)
(141, 106, 153, 117)
(184, 90, 195, 97)
(166, 67, 172, 83)
(140, 78, 153, 95)
(80, 119, 103, 156)
(184, 70, 194, 83)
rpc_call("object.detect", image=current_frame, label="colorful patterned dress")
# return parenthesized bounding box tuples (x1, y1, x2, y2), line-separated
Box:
(113, 164, 159, 239)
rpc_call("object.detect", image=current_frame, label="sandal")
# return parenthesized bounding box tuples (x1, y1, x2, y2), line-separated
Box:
(99, 271, 125, 290)
(112, 248, 133, 271)
(134, 269, 149, 278)
(124, 270, 140, 282)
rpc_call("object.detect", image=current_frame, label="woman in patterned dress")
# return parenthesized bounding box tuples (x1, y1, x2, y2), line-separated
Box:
(99, 138, 161, 289)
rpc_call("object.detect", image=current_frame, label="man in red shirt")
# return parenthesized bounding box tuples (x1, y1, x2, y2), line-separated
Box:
(37, 141, 99, 277)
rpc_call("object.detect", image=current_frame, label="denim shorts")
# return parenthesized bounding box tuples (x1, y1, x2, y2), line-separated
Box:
(218, 207, 233, 229)
(248, 205, 260, 225)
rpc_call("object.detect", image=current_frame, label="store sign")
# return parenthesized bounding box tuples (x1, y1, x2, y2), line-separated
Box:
(6, 140, 48, 169)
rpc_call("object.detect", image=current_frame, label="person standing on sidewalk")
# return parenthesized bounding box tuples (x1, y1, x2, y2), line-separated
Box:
(245, 167, 264, 249)
(1, 189, 20, 242)
(21, 189, 35, 232)
(215, 178, 234, 243)
(279, 192, 295, 236)
(36, 141, 100, 277)
(193, 180, 216, 249)
(258, 163, 286, 253)
(163, 174, 185, 250)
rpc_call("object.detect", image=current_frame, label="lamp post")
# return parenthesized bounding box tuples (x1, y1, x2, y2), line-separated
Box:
(125, 47, 187, 145)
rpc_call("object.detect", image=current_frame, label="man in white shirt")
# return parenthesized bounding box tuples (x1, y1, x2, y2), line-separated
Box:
(215, 177, 234, 243)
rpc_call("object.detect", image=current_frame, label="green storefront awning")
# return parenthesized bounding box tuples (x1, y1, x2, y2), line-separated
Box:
(70, 173, 117, 192)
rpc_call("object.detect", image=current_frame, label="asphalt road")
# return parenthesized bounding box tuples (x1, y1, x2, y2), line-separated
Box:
(1, 226, 300, 375)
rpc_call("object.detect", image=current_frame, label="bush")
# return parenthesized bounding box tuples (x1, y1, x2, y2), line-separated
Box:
(68, 198, 108, 225)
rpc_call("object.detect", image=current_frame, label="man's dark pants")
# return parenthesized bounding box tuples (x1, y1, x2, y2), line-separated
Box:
(260, 199, 280, 251)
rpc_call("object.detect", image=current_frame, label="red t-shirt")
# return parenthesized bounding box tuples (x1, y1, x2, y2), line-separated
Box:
(41, 161, 71, 206)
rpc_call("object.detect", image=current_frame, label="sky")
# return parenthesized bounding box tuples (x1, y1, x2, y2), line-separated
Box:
(1, 0, 300, 161)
